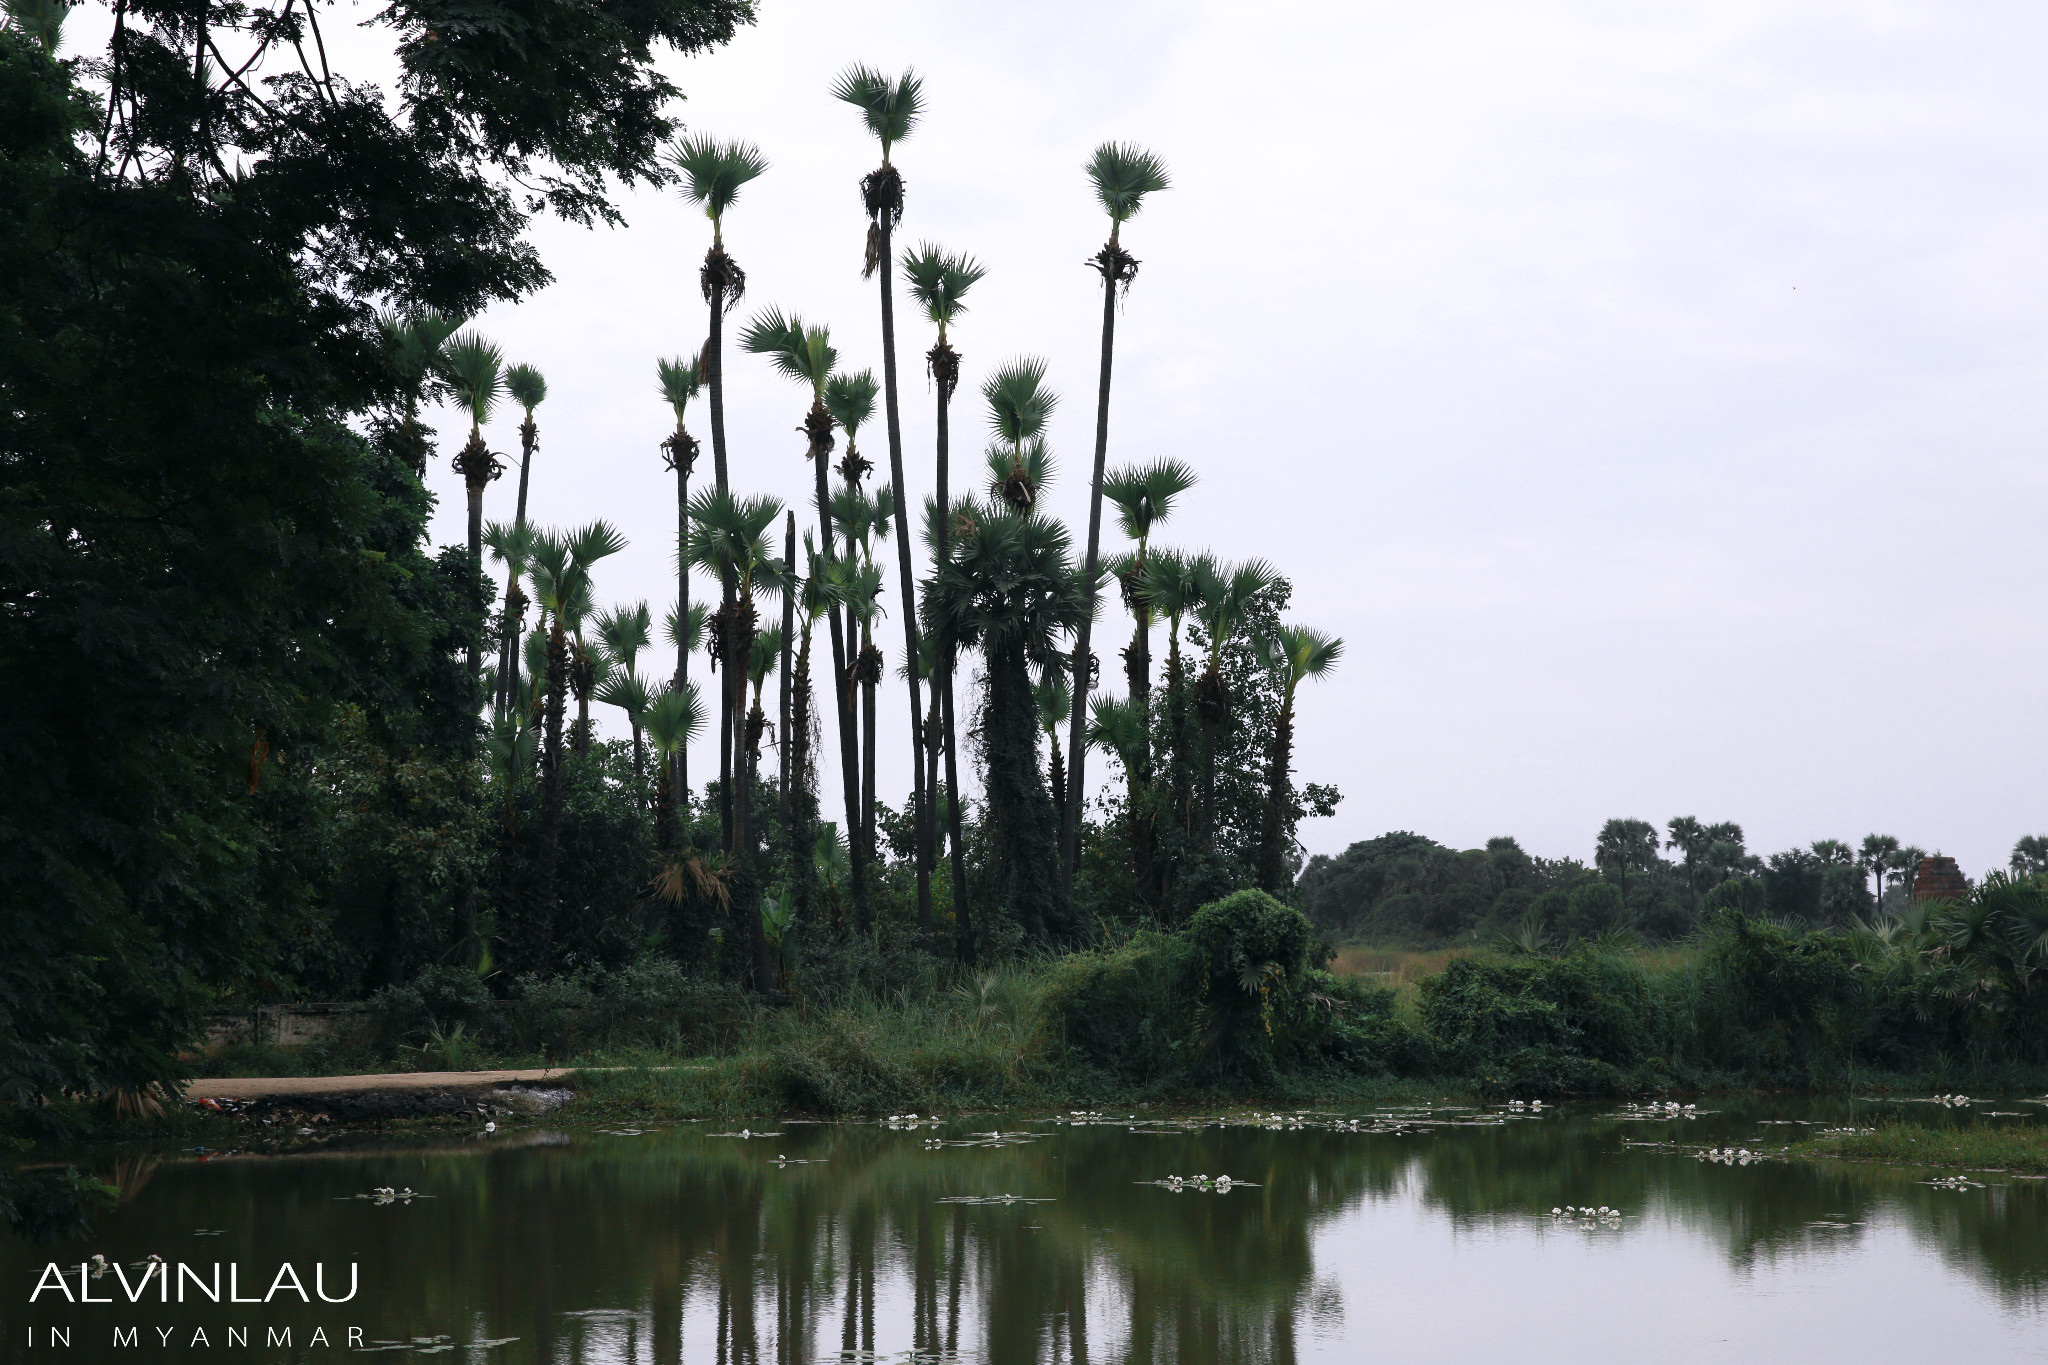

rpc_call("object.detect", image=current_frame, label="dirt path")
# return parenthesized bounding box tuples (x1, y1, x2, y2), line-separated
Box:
(184, 1068, 581, 1100)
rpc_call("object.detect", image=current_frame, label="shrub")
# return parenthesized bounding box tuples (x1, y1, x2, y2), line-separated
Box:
(1188, 890, 1317, 1083)
(1039, 931, 1197, 1082)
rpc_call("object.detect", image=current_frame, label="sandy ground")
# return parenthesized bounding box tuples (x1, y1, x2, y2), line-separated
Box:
(184, 1069, 578, 1099)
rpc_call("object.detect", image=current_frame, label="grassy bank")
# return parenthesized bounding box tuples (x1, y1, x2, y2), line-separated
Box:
(1791, 1121, 2048, 1174)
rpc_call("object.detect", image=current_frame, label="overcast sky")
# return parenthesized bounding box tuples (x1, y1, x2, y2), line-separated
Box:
(197, 0, 2047, 875)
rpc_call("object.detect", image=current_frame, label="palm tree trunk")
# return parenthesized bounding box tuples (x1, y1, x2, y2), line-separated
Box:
(1062, 252, 1122, 888)
(875, 215, 934, 948)
(779, 513, 795, 830)
(987, 643, 1069, 945)
(464, 474, 485, 681)
(672, 435, 692, 822)
(1257, 689, 1296, 893)
(931, 342, 974, 964)
(811, 406, 868, 926)
(496, 416, 537, 714)
(861, 631, 877, 869)
(529, 618, 568, 978)
(790, 629, 819, 923)
(705, 248, 738, 855)
(1048, 733, 1067, 841)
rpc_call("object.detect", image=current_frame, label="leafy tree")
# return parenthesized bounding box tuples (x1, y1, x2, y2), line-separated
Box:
(2012, 837, 2048, 879)
(1594, 818, 1661, 910)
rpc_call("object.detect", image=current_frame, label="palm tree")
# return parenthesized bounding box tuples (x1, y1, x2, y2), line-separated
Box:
(656, 355, 704, 807)
(4, 0, 68, 54)
(1596, 818, 1662, 914)
(1861, 833, 1903, 907)
(378, 309, 462, 479)
(836, 64, 935, 947)
(644, 686, 705, 853)
(744, 309, 869, 919)
(1101, 458, 1196, 722)
(671, 135, 766, 857)
(594, 601, 654, 784)
(687, 488, 786, 989)
(983, 358, 1058, 511)
(903, 242, 987, 964)
(441, 330, 506, 681)
(842, 556, 888, 875)
(494, 364, 546, 713)
(1087, 692, 1150, 882)
(930, 509, 1088, 947)
(484, 519, 537, 721)
(778, 512, 795, 827)
(1256, 626, 1343, 892)
(1065, 142, 1171, 889)
(787, 533, 837, 924)
(1189, 556, 1279, 848)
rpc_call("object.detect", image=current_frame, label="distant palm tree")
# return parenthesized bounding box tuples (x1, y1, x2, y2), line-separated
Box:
(1141, 547, 1205, 873)
(983, 357, 1058, 515)
(656, 355, 703, 806)
(378, 309, 462, 478)
(687, 488, 786, 988)
(484, 519, 537, 720)
(644, 686, 705, 852)
(1596, 818, 1663, 913)
(1065, 142, 1170, 889)
(1189, 556, 1279, 848)
(440, 331, 506, 681)
(903, 242, 988, 963)
(742, 308, 867, 918)
(671, 136, 766, 848)
(594, 601, 654, 785)
(495, 364, 546, 713)
(836, 64, 935, 945)
(1257, 626, 1343, 892)
(788, 533, 838, 924)
(930, 509, 1087, 947)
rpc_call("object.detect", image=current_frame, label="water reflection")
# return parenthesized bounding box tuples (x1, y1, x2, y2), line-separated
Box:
(6, 1100, 2048, 1362)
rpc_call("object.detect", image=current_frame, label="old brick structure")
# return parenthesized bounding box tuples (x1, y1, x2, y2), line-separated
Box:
(1910, 855, 1969, 903)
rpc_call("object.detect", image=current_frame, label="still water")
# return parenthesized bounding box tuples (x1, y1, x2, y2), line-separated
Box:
(7, 1098, 2048, 1363)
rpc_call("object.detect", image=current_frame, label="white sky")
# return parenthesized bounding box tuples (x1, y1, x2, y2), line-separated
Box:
(89, 0, 2048, 875)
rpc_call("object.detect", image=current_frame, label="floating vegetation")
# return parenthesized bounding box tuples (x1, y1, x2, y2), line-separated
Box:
(1551, 1205, 1623, 1227)
(1617, 1102, 1707, 1120)
(709, 1128, 784, 1139)
(883, 1113, 945, 1129)
(1698, 1147, 1766, 1166)
(1924, 1094, 1974, 1108)
(593, 1127, 654, 1136)
(936, 1193, 1053, 1205)
(1140, 1173, 1258, 1193)
(343, 1187, 430, 1204)
(770, 1154, 825, 1167)
(1924, 1175, 1986, 1190)
(1501, 1099, 1546, 1112)
(192, 1228, 226, 1237)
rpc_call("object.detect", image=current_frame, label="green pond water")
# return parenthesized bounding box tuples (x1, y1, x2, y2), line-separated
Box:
(8, 1097, 2048, 1362)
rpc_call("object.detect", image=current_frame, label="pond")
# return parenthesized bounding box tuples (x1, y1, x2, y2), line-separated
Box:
(8, 1097, 2048, 1362)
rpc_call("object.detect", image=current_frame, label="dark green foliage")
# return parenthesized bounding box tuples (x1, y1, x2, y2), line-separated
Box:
(1039, 932, 1197, 1082)
(1187, 890, 1315, 1082)
(0, 1164, 117, 1243)
(1298, 833, 1590, 944)
(1418, 953, 1663, 1095)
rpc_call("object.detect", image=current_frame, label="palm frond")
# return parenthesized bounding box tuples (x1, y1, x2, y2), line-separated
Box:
(982, 356, 1058, 445)
(824, 369, 879, 437)
(983, 437, 1056, 512)
(832, 64, 922, 154)
(1032, 670, 1071, 734)
(664, 600, 709, 655)
(656, 355, 702, 420)
(1086, 141, 1171, 224)
(5, 0, 68, 54)
(901, 243, 987, 329)
(747, 626, 785, 687)
(740, 307, 837, 394)
(568, 520, 629, 570)
(595, 601, 653, 673)
(1102, 457, 1197, 542)
(439, 331, 505, 427)
(666, 134, 768, 229)
(596, 669, 653, 719)
(484, 519, 537, 570)
(1270, 624, 1344, 686)
(1086, 692, 1149, 773)
(504, 363, 547, 414)
(644, 684, 706, 757)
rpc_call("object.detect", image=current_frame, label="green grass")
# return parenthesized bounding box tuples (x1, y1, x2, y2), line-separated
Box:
(1791, 1121, 2048, 1174)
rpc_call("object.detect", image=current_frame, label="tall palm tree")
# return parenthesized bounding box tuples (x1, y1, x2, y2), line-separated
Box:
(687, 488, 786, 989)
(903, 242, 987, 963)
(1087, 691, 1150, 884)
(744, 309, 869, 920)
(789, 533, 838, 925)
(1142, 548, 1204, 867)
(1256, 626, 1342, 893)
(1065, 142, 1171, 890)
(1189, 556, 1278, 850)
(671, 136, 766, 856)
(493, 364, 547, 713)
(378, 309, 462, 479)
(836, 64, 935, 946)
(441, 330, 506, 682)
(656, 355, 704, 808)
(644, 686, 705, 853)
(930, 509, 1088, 947)
(778, 512, 795, 826)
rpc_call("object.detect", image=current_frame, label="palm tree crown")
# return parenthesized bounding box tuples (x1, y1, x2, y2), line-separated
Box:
(1192, 556, 1280, 667)
(504, 363, 547, 417)
(740, 308, 837, 400)
(645, 687, 706, 759)
(825, 370, 879, 440)
(1270, 624, 1343, 690)
(832, 65, 922, 162)
(440, 331, 505, 433)
(901, 243, 987, 342)
(1086, 142, 1171, 240)
(1103, 458, 1197, 545)
(667, 135, 769, 245)
(983, 357, 1058, 449)
(656, 355, 703, 423)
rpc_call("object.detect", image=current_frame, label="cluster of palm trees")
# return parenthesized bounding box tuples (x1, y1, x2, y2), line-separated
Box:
(384, 66, 1344, 982)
